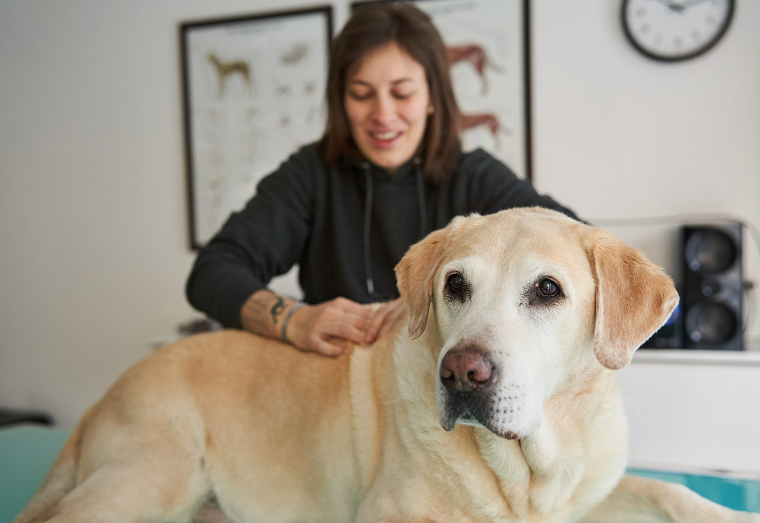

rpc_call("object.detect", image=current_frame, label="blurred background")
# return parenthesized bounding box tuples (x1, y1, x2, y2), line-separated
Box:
(1, 0, 758, 474)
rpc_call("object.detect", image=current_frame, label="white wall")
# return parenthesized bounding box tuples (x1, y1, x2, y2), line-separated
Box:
(1, 0, 759, 470)
(531, 1, 760, 291)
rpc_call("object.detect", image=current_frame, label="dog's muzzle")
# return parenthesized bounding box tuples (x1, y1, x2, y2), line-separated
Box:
(438, 346, 518, 439)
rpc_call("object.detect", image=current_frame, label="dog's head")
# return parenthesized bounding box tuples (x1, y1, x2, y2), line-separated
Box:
(395, 208, 678, 440)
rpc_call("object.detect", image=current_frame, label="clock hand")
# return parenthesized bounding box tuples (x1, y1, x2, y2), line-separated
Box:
(650, 0, 686, 14)
(680, 0, 718, 8)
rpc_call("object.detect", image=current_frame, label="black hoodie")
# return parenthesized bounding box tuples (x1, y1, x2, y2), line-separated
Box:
(186, 143, 578, 328)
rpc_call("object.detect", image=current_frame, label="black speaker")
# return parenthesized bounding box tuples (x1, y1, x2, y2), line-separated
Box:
(682, 223, 743, 350)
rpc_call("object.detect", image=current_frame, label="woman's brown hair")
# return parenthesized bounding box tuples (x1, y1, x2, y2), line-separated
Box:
(317, 2, 461, 184)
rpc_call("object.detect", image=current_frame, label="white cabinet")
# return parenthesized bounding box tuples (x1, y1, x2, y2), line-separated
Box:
(616, 347, 760, 475)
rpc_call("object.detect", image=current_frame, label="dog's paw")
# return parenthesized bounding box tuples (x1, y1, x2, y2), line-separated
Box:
(731, 511, 760, 523)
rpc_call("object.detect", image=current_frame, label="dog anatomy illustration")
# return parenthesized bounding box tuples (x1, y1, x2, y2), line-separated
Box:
(281, 43, 308, 65)
(207, 53, 253, 98)
(447, 44, 504, 95)
(460, 112, 511, 150)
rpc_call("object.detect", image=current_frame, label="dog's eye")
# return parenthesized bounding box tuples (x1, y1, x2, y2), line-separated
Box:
(536, 279, 560, 298)
(446, 273, 464, 293)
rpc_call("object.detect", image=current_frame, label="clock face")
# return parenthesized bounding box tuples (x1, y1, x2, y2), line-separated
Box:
(622, 0, 734, 61)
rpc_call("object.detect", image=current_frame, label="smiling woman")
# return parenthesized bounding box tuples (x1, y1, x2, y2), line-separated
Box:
(185, 2, 579, 359)
(320, 2, 460, 183)
(344, 42, 431, 174)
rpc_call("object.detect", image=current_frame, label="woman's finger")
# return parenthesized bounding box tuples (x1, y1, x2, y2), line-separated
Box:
(334, 296, 371, 314)
(365, 299, 406, 343)
(334, 300, 372, 328)
(365, 305, 390, 343)
(312, 338, 345, 357)
(377, 301, 406, 339)
(329, 319, 367, 345)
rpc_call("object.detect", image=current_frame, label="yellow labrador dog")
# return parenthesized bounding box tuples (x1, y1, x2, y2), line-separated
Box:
(15, 208, 759, 523)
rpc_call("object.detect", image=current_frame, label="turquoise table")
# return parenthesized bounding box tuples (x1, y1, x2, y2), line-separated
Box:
(0, 425, 71, 523)
(626, 467, 760, 513)
(1, 425, 759, 523)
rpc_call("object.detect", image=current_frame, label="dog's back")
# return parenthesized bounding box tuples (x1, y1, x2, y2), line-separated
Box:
(15, 330, 365, 523)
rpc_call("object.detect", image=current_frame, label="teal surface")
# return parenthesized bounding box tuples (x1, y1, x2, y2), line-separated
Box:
(0, 425, 70, 523)
(627, 467, 760, 513)
(1, 426, 758, 522)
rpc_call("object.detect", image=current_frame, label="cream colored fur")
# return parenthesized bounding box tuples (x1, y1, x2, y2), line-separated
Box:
(14, 208, 759, 523)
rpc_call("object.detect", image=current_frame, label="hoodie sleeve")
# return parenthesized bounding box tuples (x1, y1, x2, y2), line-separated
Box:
(185, 146, 317, 329)
(461, 149, 579, 221)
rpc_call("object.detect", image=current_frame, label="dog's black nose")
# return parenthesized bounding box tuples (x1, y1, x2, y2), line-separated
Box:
(440, 348, 495, 393)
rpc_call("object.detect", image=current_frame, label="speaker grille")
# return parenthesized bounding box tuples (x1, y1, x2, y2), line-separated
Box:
(685, 229, 737, 274)
(682, 223, 743, 350)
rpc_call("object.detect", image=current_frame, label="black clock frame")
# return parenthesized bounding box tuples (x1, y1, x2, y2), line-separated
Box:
(621, 0, 735, 62)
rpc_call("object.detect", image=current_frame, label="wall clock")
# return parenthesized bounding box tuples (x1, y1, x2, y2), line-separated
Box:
(622, 0, 734, 62)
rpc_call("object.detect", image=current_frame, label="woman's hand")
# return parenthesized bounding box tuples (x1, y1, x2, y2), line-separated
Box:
(364, 298, 407, 344)
(286, 297, 372, 357)
(241, 291, 408, 358)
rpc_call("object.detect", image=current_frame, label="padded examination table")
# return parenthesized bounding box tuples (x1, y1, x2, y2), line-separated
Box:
(1, 425, 758, 522)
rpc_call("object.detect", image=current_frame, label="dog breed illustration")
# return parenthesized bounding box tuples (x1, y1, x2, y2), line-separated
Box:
(447, 43, 504, 95)
(207, 53, 252, 98)
(460, 112, 510, 150)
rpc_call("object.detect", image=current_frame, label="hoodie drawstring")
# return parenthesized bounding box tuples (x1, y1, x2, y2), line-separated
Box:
(362, 162, 375, 297)
(362, 159, 427, 300)
(414, 158, 427, 241)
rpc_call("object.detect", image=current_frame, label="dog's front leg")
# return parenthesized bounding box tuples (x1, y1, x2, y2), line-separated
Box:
(519, 418, 585, 515)
(579, 474, 760, 523)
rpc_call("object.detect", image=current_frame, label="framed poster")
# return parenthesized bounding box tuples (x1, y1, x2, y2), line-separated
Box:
(353, 0, 532, 180)
(181, 7, 333, 248)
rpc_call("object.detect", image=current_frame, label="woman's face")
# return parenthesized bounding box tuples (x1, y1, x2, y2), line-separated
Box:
(344, 41, 430, 173)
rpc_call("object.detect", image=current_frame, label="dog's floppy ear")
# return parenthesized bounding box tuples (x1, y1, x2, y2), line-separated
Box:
(584, 228, 679, 370)
(395, 224, 453, 339)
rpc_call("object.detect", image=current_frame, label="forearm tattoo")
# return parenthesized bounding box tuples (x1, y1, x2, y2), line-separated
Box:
(241, 290, 295, 339)
(270, 296, 285, 325)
